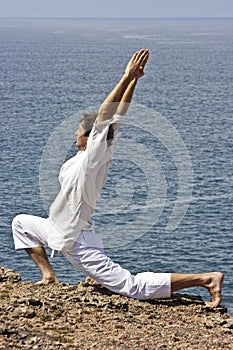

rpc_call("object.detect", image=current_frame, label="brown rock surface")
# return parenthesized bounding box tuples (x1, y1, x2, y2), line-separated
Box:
(0, 267, 232, 349)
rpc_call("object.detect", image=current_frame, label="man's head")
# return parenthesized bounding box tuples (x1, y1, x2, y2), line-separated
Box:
(75, 112, 97, 150)
(75, 111, 114, 150)
(80, 111, 98, 137)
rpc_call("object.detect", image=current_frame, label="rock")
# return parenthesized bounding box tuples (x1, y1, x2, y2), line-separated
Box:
(0, 267, 21, 283)
(16, 306, 37, 318)
(0, 266, 233, 350)
(223, 322, 233, 329)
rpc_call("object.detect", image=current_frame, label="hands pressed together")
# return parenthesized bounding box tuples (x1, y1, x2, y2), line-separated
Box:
(97, 48, 150, 122)
(125, 49, 149, 80)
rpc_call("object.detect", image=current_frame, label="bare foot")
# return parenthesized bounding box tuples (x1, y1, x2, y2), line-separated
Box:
(204, 272, 224, 308)
(35, 275, 60, 285)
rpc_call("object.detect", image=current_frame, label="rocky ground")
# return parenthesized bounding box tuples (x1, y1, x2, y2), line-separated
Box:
(0, 267, 233, 350)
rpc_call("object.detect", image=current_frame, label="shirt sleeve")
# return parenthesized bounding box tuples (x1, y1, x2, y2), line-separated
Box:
(85, 114, 124, 170)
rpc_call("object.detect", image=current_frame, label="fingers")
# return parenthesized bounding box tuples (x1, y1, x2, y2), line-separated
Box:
(134, 48, 149, 66)
(139, 50, 149, 68)
(125, 49, 149, 78)
(133, 48, 148, 59)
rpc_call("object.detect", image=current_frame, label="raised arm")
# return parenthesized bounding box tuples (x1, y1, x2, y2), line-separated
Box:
(115, 78, 138, 116)
(96, 49, 149, 123)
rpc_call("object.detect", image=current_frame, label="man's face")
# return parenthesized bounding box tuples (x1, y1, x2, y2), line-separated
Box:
(75, 121, 88, 150)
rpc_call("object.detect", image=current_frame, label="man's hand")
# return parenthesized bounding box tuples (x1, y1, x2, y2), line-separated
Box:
(97, 48, 149, 122)
(125, 49, 149, 80)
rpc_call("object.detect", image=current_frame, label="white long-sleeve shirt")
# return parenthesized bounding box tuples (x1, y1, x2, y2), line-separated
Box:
(47, 114, 123, 252)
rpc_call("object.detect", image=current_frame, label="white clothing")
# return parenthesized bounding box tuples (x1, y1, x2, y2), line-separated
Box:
(48, 115, 123, 252)
(12, 214, 171, 300)
(12, 114, 171, 299)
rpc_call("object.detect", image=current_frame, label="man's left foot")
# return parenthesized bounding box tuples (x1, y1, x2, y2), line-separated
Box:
(205, 272, 224, 308)
(36, 275, 60, 284)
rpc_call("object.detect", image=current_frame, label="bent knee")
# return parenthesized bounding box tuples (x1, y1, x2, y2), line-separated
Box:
(12, 214, 28, 233)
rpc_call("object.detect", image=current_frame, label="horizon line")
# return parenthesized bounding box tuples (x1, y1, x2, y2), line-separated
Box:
(0, 16, 233, 20)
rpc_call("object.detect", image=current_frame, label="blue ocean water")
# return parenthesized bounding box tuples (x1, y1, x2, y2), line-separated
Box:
(0, 18, 232, 312)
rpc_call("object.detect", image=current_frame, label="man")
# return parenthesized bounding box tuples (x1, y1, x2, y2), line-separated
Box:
(12, 49, 223, 307)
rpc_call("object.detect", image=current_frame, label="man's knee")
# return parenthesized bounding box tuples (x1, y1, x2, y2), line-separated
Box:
(12, 214, 26, 234)
(12, 214, 22, 232)
(12, 214, 48, 251)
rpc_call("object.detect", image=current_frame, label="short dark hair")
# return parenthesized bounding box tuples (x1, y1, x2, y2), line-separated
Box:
(80, 111, 114, 145)
(80, 111, 98, 137)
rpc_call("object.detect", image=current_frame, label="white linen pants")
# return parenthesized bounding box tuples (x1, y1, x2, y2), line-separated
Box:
(12, 214, 171, 300)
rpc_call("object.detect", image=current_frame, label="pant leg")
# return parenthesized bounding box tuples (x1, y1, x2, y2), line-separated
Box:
(63, 230, 171, 300)
(12, 214, 49, 250)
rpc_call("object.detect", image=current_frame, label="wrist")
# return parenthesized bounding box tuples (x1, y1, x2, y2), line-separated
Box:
(123, 71, 134, 81)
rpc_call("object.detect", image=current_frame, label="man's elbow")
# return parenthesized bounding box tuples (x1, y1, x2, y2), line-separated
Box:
(97, 103, 119, 122)
(96, 109, 113, 123)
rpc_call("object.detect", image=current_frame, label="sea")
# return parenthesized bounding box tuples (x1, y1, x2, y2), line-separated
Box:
(0, 18, 232, 312)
